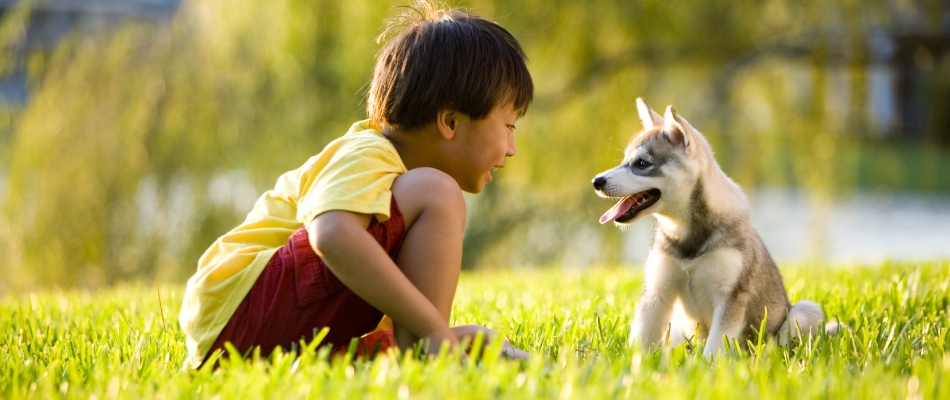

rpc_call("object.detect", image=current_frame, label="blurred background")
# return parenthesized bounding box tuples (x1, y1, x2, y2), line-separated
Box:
(1, 0, 948, 292)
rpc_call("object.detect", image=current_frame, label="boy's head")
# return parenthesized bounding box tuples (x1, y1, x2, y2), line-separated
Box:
(367, 1, 534, 132)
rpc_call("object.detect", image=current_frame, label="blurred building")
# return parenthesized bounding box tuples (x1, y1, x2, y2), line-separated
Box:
(888, 32, 950, 140)
(0, 0, 181, 105)
(871, 1, 950, 140)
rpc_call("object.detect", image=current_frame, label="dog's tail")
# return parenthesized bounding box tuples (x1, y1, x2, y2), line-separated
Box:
(778, 300, 841, 345)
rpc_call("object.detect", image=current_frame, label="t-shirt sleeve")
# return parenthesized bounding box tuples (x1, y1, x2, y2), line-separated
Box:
(295, 144, 403, 225)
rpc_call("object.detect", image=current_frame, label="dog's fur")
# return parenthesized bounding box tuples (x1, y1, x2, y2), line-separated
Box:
(593, 98, 833, 359)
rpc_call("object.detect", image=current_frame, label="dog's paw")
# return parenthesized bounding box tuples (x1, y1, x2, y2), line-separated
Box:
(702, 343, 722, 363)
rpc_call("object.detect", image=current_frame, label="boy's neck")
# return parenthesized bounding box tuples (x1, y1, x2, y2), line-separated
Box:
(381, 123, 447, 171)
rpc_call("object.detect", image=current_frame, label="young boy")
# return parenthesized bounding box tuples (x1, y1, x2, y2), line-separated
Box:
(178, 0, 534, 369)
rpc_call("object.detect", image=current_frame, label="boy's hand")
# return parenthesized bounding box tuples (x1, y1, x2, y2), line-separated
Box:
(450, 324, 530, 361)
(420, 327, 462, 355)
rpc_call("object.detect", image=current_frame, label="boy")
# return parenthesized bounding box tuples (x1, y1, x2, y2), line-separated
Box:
(178, 0, 534, 368)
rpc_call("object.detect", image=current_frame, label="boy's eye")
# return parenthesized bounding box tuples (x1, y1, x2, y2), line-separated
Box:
(507, 125, 516, 131)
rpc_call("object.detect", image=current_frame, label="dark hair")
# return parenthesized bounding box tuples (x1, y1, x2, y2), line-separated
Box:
(367, 1, 534, 131)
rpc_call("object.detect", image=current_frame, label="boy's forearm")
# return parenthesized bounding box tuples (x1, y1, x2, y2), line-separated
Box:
(308, 211, 455, 345)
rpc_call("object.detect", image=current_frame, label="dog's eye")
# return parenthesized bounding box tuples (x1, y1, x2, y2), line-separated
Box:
(635, 159, 652, 169)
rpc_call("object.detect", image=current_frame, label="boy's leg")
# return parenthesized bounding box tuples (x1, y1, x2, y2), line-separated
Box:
(202, 192, 407, 366)
(389, 168, 467, 350)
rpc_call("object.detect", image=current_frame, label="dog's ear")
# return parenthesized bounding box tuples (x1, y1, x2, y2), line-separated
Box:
(663, 105, 691, 153)
(636, 98, 664, 129)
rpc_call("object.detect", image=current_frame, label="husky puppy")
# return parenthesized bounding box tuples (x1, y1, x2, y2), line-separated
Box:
(593, 98, 831, 359)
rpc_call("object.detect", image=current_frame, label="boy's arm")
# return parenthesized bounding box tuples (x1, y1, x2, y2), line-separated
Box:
(308, 210, 458, 351)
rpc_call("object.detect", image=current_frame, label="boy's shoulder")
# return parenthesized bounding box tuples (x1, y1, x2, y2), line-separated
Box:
(296, 120, 405, 174)
(341, 120, 387, 143)
(330, 120, 398, 157)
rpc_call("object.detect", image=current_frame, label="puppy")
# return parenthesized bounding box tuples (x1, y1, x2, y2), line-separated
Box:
(593, 98, 833, 359)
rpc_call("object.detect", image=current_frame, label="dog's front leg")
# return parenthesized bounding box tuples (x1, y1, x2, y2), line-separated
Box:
(703, 293, 749, 361)
(629, 254, 682, 349)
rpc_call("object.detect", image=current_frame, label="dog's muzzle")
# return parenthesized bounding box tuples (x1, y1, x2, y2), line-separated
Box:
(592, 176, 607, 191)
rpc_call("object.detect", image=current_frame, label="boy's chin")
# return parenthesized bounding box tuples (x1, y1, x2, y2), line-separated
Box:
(460, 181, 487, 194)
(462, 185, 485, 194)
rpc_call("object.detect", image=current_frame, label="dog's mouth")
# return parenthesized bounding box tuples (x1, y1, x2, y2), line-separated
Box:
(599, 189, 661, 224)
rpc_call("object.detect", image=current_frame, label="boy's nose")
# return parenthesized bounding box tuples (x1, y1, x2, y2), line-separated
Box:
(507, 135, 517, 156)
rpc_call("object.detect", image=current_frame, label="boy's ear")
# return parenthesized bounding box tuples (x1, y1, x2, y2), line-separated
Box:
(436, 109, 459, 140)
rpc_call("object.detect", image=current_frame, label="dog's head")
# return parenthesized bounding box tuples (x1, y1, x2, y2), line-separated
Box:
(592, 98, 706, 226)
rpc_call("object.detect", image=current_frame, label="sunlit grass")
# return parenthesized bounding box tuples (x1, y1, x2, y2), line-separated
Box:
(2, 261, 948, 399)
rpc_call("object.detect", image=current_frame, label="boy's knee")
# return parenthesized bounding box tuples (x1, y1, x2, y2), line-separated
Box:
(393, 168, 466, 223)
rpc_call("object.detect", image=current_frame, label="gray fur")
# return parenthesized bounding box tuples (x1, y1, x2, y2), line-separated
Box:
(650, 177, 792, 345)
(732, 231, 791, 338)
(594, 98, 836, 359)
(626, 127, 682, 179)
(655, 181, 745, 259)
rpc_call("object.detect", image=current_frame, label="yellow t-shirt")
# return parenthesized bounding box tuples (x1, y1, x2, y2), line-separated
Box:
(178, 120, 407, 369)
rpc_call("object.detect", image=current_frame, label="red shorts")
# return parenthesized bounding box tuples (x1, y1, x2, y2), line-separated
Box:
(204, 197, 405, 365)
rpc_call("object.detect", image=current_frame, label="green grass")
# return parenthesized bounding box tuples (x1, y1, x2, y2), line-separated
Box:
(2, 262, 949, 399)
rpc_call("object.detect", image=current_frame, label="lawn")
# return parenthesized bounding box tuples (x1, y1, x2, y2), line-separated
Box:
(2, 262, 948, 399)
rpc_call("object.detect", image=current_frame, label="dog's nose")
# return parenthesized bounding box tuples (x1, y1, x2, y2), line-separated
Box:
(592, 176, 607, 191)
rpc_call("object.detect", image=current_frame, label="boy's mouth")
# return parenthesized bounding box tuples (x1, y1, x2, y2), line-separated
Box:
(599, 189, 661, 224)
(487, 166, 502, 183)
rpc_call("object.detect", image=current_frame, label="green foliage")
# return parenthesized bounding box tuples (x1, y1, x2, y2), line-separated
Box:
(2, 0, 950, 289)
(2, 262, 949, 398)
(0, 0, 400, 290)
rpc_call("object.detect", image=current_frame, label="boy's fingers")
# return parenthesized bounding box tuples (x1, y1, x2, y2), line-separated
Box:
(420, 328, 461, 355)
(501, 342, 531, 360)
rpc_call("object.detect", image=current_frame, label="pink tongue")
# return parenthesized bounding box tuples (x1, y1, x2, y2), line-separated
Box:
(599, 196, 635, 224)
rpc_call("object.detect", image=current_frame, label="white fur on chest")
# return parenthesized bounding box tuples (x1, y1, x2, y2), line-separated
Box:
(646, 247, 745, 329)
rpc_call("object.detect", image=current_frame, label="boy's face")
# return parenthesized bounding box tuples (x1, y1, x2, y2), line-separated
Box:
(446, 102, 520, 193)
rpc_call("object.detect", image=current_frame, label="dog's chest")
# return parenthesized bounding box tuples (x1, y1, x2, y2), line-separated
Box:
(670, 249, 745, 326)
